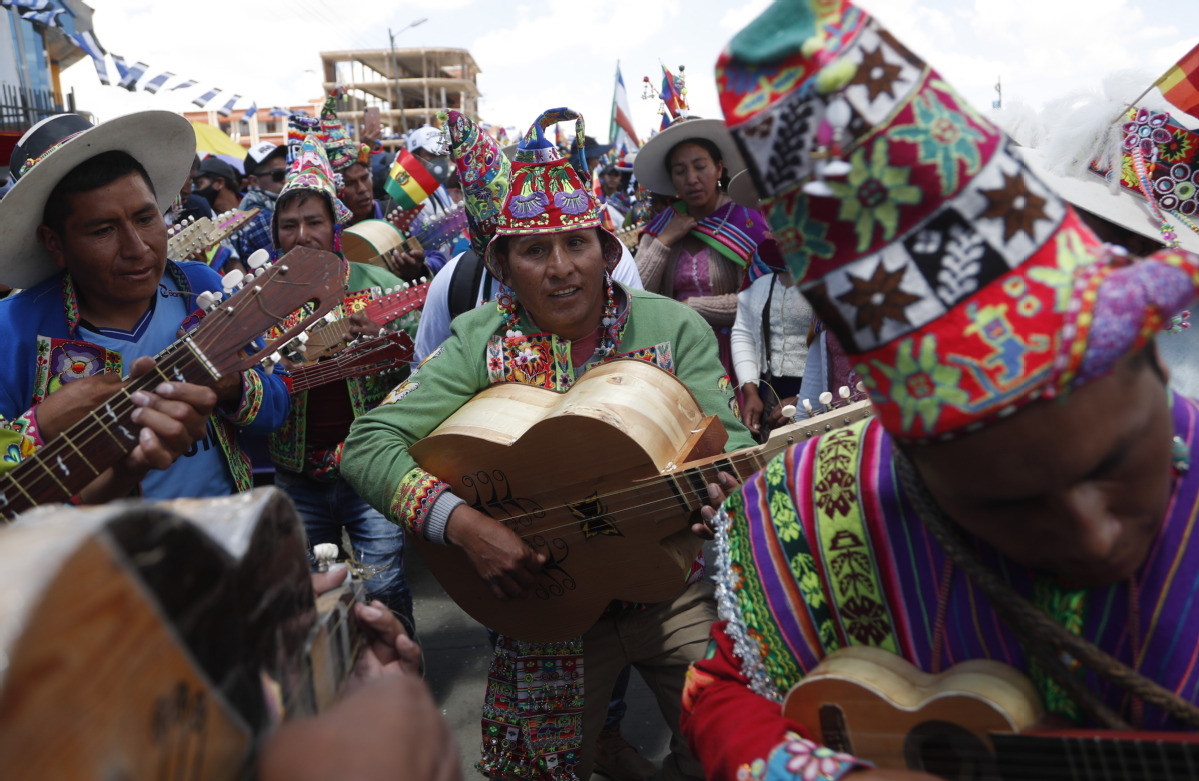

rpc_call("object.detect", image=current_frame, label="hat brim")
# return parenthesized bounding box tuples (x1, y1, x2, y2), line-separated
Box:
(727, 169, 763, 209)
(633, 118, 747, 197)
(483, 224, 623, 283)
(0, 111, 196, 289)
(1017, 147, 1199, 254)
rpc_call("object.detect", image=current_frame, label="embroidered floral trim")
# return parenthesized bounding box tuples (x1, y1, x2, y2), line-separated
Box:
(737, 733, 864, 781)
(224, 369, 263, 426)
(392, 467, 451, 536)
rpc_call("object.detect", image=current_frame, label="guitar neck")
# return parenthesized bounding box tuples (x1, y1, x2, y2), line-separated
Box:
(0, 341, 215, 521)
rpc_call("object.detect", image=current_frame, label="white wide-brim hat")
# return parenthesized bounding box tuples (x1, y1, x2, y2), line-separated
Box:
(1017, 146, 1199, 254)
(0, 110, 196, 289)
(632, 117, 746, 197)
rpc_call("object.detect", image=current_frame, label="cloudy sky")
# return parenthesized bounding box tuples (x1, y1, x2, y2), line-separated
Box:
(61, 0, 1198, 141)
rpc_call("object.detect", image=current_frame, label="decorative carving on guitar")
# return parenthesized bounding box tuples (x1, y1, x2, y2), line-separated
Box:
(528, 534, 576, 601)
(568, 491, 623, 540)
(458, 468, 545, 530)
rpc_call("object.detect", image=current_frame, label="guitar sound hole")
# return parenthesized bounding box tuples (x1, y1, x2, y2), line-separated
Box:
(904, 720, 999, 781)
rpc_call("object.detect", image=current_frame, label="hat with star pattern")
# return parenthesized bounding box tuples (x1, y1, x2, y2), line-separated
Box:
(716, 0, 1199, 441)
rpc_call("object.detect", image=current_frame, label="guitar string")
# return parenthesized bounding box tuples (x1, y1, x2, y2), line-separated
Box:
(435, 411, 872, 539)
(1, 269, 329, 512)
(288, 341, 411, 393)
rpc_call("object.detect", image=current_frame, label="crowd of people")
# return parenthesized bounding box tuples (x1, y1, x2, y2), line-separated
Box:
(2, 0, 1199, 779)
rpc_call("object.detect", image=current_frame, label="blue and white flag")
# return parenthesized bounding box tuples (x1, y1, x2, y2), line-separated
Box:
(118, 61, 149, 91)
(6, 0, 51, 11)
(19, 8, 62, 26)
(171, 79, 198, 91)
(92, 55, 110, 86)
(243, 102, 258, 121)
(67, 30, 106, 60)
(269, 107, 290, 118)
(217, 93, 241, 118)
(143, 71, 173, 94)
(111, 54, 130, 81)
(192, 87, 222, 108)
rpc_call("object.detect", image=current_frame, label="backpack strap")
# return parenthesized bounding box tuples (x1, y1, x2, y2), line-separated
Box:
(448, 249, 486, 320)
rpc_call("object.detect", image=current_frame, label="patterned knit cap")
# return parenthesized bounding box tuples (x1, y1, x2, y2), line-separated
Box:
(320, 90, 371, 173)
(484, 108, 622, 279)
(716, 0, 1199, 442)
(274, 131, 352, 239)
(440, 108, 511, 257)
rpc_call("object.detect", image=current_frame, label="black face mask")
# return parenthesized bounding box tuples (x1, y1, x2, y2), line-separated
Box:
(194, 185, 220, 208)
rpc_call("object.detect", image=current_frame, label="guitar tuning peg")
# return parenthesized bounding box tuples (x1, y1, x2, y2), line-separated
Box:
(378, 327, 386, 337)
(838, 386, 851, 400)
(296, 332, 310, 345)
(221, 269, 245, 291)
(781, 403, 797, 419)
(802, 398, 814, 417)
(419, 276, 427, 284)
(197, 290, 220, 310)
(384, 287, 394, 295)
(247, 248, 270, 269)
(323, 312, 337, 323)
(856, 381, 866, 393)
(818, 391, 834, 407)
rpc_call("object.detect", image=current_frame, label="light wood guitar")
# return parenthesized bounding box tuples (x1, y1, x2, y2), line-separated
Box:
(299, 281, 429, 362)
(784, 646, 1199, 780)
(409, 359, 873, 642)
(168, 209, 260, 262)
(0, 488, 367, 779)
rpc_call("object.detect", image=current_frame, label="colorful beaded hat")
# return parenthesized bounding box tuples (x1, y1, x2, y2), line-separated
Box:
(272, 130, 352, 243)
(484, 108, 623, 279)
(1007, 82, 1199, 254)
(440, 108, 511, 257)
(319, 91, 370, 174)
(716, 0, 1199, 441)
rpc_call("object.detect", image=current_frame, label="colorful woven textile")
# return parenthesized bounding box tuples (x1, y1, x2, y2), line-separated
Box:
(710, 393, 1199, 728)
(639, 199, 768, 271)
(320, 90, 370, 172)
(277, 131, 352, 226)
(713, 0, 1199, 441)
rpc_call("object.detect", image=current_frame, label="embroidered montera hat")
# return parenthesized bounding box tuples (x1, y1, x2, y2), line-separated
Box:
(440, 108, 511, 257)
(0, 111, 194, 288)
(484, 108, 623, 280)
(1000, 77, 1199, 254)
(272, 130, 352, 244)
(716, 0, 1199, 441)
(320, 90, 370, 174)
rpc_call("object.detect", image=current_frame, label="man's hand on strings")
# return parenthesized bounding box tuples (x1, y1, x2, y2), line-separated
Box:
(122, 356, 216, 473)
(348, 309, 384, 340)
(445, 504, 546, 600)
(691, 471, 741, 540)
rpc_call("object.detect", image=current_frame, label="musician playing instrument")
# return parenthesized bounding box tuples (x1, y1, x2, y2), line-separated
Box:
(0, 112, 289, 503)
(342, 108, 755, 781)
(679, 2, 1199, 780)
(266, 127, 416, 636)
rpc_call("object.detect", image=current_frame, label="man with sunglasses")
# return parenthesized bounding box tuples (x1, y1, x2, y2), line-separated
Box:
(235, 142, 288, 260)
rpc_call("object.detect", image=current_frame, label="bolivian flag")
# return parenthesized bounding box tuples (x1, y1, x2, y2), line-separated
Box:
(1158, 42, 1199, 117)
(385, 148, 439, 209)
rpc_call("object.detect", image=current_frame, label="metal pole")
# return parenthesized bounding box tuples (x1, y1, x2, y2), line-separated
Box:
(389, 29, 408, 138)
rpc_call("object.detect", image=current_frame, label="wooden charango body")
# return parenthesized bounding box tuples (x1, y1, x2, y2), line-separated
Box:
(409, 359, 751, 642)
(0, 489, 344, 780)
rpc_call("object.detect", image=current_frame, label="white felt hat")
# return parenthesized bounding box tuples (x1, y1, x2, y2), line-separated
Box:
(632, 117, 746, 196)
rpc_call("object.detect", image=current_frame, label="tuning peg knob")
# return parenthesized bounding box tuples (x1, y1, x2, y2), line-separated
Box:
(247, 248, 270, 269)
(221, 269, 245, 291)
(802, 398, 814, 416)
(818, 391, 833, 407)
(313, 542, 339, 571)
(856, 381, 866, 393)
(838, 386, 851, 399)
(296, 332, 310, 345)
(781, 403, 797, 419)
(197, 290, 220, 310)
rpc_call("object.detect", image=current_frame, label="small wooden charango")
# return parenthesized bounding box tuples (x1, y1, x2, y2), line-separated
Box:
(410, 359, 872, 642)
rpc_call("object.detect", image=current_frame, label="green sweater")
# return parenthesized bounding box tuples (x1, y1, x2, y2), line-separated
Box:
(341, 285, 755, 538)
